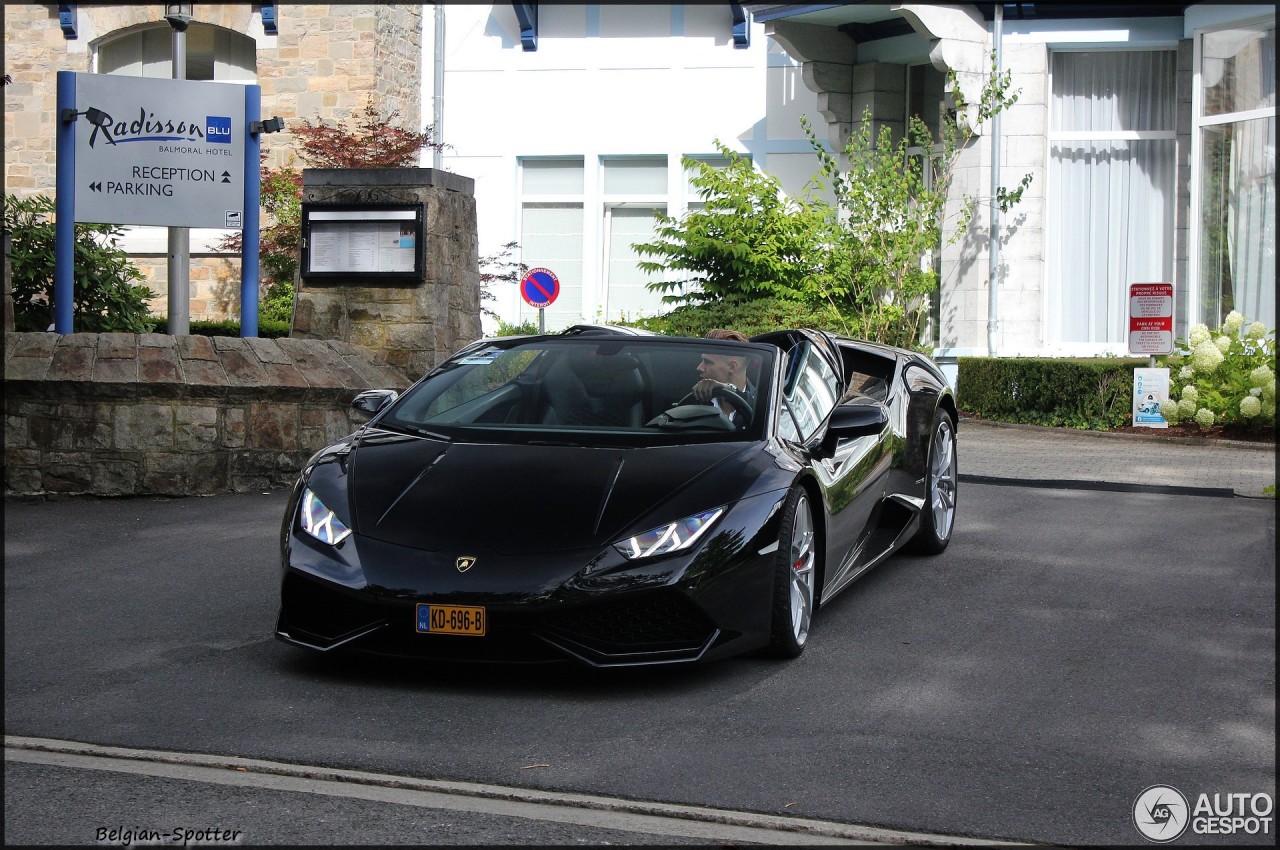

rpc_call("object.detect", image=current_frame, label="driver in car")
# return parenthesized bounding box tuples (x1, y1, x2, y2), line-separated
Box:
(692, 329, 755, 423)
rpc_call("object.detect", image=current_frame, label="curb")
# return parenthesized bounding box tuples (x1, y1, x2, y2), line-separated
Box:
(958, 416, 1277, 452)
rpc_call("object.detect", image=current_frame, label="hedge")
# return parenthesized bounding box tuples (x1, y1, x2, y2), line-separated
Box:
(957, 356, 1148, 430)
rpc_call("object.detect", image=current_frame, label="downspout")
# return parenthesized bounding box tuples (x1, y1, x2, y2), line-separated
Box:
(987, 3, 1002, 357)
(433, 4, 445, 169)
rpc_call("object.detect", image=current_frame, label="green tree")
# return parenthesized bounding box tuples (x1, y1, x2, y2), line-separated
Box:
(633, 143, 842, 308)
(633, 59, 1030, 350)
(3, 193, 156, 332)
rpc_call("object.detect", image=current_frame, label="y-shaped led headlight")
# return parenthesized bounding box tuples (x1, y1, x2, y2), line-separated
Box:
(299, 488, 353, 546)
(613, 507, 724, 561)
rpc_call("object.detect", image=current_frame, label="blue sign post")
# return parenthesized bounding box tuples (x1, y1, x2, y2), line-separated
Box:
(520, 267, 560, 334)
(53, 71, 261, 335)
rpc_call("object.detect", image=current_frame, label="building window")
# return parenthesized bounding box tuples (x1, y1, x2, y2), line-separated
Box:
(601, 158, 667, 322)
(1048, 50, 1177, 346)
(96, 23, 256, 81)
(519, 160, 585, 329)
(906, 63, 947, 350)
(1194, 22, 1275, 331)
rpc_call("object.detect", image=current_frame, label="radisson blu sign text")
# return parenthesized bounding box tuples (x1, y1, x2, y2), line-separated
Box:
(73, 74, 246, 229)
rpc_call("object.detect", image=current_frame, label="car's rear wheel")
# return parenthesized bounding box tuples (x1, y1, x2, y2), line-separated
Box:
(766, 486, 817, 658)
(908, 409, 957, 554)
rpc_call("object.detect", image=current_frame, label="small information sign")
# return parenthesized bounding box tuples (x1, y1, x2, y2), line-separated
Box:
(1133, 367, 1170, 429)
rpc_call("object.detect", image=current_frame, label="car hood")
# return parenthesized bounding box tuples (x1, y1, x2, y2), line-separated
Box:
(345, 432, 756, 554)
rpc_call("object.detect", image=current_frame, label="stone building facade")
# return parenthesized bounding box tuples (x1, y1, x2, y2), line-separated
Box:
(3, 3, 424, 322)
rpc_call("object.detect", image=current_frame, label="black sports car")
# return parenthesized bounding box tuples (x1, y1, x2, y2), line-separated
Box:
(276, 326, 957, 667)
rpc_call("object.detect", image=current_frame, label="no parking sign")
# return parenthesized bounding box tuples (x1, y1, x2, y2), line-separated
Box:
(520, 268, 560, 309)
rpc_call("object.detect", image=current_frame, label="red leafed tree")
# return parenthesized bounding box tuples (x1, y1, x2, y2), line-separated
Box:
(291, 98, 446, 168)
(212, 98, 448, 321)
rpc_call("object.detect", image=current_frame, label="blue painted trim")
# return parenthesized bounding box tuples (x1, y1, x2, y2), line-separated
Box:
(261, 2, 278, 36)
(586, 4, 599, 38)
(672, 3, 685, 37)
(58, 4, 77, 39)
(55, 71, 76, 334)
(241, 85, 261, 338)
(730, 3, 750, 48)
(513, 2, 538, 52)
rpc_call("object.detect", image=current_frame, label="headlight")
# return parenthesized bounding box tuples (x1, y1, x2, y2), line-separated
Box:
(299, 488, 352, 546)
(613, 507, 724, 560)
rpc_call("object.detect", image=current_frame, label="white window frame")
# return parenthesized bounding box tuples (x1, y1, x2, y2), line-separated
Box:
(1187, 14, 1277, 334)
(599, 156, 668, 323)
(1044, 46, 1179, 356)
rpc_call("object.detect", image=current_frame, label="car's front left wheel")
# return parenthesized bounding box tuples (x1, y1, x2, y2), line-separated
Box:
(766, 486, 817, 658)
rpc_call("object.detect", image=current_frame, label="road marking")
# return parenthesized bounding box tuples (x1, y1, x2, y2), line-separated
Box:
(6, 735, 1027, 846)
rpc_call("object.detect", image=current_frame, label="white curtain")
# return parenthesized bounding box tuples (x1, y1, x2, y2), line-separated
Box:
(1049, 51, 1177, 344)
(1201, 26, 1276, 330)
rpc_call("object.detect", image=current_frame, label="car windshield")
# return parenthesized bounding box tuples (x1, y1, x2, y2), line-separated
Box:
(379, 336, 774, 445)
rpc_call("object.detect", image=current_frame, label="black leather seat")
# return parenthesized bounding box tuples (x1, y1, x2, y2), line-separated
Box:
(540, 352, 646, 427)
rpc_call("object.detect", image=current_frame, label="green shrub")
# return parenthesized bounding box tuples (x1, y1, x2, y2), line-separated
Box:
(618, 297, 853, 341)
(149, 318, 291, 339)
(4, 193, 157, 333)
(1157, 311, 1275, 432)
(958, 357, 1145, 430)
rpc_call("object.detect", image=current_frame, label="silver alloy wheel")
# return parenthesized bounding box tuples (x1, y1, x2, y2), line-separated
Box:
(929, 418, 957, 541)
(788, 495, 816, 645)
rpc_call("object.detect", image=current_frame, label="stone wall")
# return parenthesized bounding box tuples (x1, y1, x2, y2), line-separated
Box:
(4, 331, 413, 497)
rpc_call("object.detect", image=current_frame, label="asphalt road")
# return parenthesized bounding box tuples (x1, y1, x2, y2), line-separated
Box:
(4, 483, 1275, 845)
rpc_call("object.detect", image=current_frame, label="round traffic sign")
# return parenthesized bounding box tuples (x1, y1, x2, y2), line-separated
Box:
(520, 268, 560, 309)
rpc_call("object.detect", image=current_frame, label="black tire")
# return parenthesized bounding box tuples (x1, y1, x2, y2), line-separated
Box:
(908, 409, 957, 555)
(766, 485, 818, 658)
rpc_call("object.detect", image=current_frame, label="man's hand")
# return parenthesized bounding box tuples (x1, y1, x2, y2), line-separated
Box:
(691, 378, 732, 403)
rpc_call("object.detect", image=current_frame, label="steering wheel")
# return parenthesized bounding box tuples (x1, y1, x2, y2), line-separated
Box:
(712, 385, 754, 427)
(671, 385, 753, 428)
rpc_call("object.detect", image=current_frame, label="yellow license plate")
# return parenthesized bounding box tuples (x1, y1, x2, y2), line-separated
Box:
(416, 603, 486, 636)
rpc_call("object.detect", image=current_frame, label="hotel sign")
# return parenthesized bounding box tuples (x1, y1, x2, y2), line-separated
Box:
(72, 74, 246, 229)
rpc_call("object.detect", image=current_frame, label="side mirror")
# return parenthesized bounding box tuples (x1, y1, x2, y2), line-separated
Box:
(351, 389, 398, 418)
(821, 398, 888, 454)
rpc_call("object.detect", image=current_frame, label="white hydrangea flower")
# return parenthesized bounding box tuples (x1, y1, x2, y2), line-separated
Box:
(1181, 384, 1200, 402)
(1179, 365, 1195, 380)
(1265, 380, 1276, 401)
(1240, 396, 1262, 417)
(1159, 400, 1180, 422)
(1177, 398, 1197, 417)
(1188, 324, 1211, 346)
(1245, 321, 1268, 339)
(1224, 311, 1244, 333)
(1251, 387, 1263, 397)
(1214, 335, 1233, 353)
(1194, 407, 1215, 428)
(1249, 365, 1274, 387)
(1192, 340, 1224, 372)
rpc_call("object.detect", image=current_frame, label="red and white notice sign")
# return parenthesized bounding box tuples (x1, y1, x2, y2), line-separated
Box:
(1128, 283, 1174, 356)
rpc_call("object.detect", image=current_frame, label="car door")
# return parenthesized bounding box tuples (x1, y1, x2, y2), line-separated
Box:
(776, 335, 895, 599)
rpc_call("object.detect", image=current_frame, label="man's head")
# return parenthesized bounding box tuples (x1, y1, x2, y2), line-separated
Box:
(697, 330, 750, 390)
(704, 328, 748, 342)
(697, 350, 745, 388)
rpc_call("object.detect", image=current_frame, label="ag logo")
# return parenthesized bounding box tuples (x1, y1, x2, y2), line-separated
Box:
(1134, 785, 1189, 842)
(455, 555, 477, 573)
